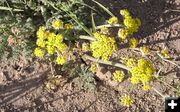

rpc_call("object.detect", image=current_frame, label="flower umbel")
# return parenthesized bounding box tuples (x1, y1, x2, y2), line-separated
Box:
(113, 70, 125, 82)
(90, 32, 117, 61)
(118, 29, 130, 40)
(129, 38, 139, 48)
(34, 47, 44, 58)
(51, 19, 63, 29)
(90, 63, 99, 73)
(64, 23, 74, 29)
(130, 58, 154, 90)
(108, 16, 118, 25)
(121, 94, 133, 107)
(56, 56, 67, 65)
(118, 9, 141, 39)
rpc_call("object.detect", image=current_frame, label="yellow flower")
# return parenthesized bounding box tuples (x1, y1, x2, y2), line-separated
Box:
(34, 47, 44, 58)
(36, 39, 46, 48)
(123, 16, 140, 33)
(130, 58, 154, 88)
(90, 63, 99, 73)
(47, 32, 56, 46)
(36, 26, 46, 39)
(113, 70, 125, 82)
(120, 9, 130, 17)
(51, 19, 63, 29)
(100, 26, 109, 35)
(108, 16, 118, 25)
(56, 43, 67, 52)
(47, 45, 55, 55)
(126, 58, 136, 68)
(141, 46, 150, 55)
(64, 23, 74, 29)
(130, 77, 140, 84)
(56, 56, 67, 65)
(82, 43, 89, 52)
(118, 29, 129, 39)
(121, 94, 133, 107)
(90, 32, 117, 61)
(142, 83, 151, 91)
(129, 38, 139, 48)
(161, 49, 170, 58)
(55, 34, 64, 43)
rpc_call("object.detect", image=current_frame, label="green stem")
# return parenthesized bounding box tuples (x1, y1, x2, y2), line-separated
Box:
(79, 35, 95, 41)
(82, 54, 131, 71)
(92, 0, 114, 17)
(47, 1, 93, 36)
(0, 6, 24, 12)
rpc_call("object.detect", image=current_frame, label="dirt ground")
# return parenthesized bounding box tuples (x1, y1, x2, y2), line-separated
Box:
(0, 0, 180, 112)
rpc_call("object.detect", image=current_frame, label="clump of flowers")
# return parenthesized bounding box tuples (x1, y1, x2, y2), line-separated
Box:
(100, 26, 109, 35)
(56, 56, 67, 65)
(130, 58, 154, 90)
(124, 57, 137, 68)
(34, 47, 44, 58)
(108, 16, 118, 25)
(129, 38, 139, 48)
(161, 49, 170, 58)
(90, 32, 117, 61)
(121, 94, 134, 107)
(118, 9, 141, 40)
(141, 46, 150, 55)
(90, 63, 99, 73)
(113, 70, 125, 82)
(34, 24, 68, 65)
(64, 23, 74, 29)
(51, 19, 63, 29)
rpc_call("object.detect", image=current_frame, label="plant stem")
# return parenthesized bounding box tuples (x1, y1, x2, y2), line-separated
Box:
(79, 35, 95, 41)
(157, 53, 180, 68)
(92, 0, 114, 17)
(82, 54, 131, 71)
(46, 1, 93, 36)
(152, 87, 167, 99)
(96, 24, 123, 29)
(0, 6, 24, 12)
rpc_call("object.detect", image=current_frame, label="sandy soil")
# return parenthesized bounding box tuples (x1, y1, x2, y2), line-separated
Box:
(0, 0, 179, 112)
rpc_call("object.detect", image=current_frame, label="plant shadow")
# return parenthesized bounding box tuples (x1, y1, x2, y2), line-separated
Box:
(0, 70, 49, 107)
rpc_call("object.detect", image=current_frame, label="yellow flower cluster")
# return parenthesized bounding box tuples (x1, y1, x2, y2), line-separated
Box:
(124, 58, 136, 68)
(64, 23, 74, 29)
(129, 38, 139, 48)
(113, 70, 125, 82)
(34, 47, 44, 58)
(141, 46, 150, 55)
(56, 56, 67, 65)
(118, 9, 141, 39)
(34, 26, 68, 65)
(121, 94, 133, 107)
(51, 19, 63, 29)
(161, 49, 170, 58)
(90, 32, 117, 61)
(51, 19, 74, 30)
(108, 16, 118, 25)
(130, 58, 154, 90)
(90, 63, 99, 73)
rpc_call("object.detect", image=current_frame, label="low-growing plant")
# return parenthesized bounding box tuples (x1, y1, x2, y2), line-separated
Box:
(0, 0, 179, 108)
